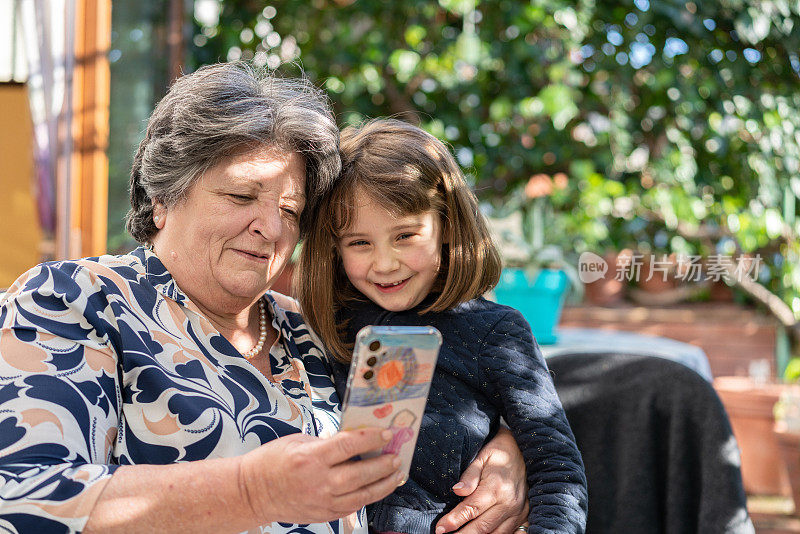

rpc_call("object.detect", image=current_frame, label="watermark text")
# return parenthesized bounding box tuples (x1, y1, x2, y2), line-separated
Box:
(578, 252, 761, 284)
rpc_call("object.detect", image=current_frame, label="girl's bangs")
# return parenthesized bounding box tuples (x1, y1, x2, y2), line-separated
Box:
(331, 174, 436, 237)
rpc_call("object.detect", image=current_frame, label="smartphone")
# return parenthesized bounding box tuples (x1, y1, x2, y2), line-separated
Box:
(339, 325, 442, 483)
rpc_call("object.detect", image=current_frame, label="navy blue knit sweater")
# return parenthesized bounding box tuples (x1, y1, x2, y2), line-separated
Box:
(330, 296, 588, 534)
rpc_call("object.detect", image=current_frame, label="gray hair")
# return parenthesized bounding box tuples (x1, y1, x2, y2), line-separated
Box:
(125, 61, 341, 242)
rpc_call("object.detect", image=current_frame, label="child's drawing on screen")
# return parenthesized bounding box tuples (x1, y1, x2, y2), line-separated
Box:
(381, 409, 416, 455)
(349, 346, 430, 406)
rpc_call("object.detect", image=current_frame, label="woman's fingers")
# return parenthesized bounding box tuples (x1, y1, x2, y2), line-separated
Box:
(440, 479, 526, 534)
(488, 508, 529, 534)
(436, 495, 526, 534)
(329, 465, 406, 514)
(435, 484, 497, 533)
(328, 451, 400, 496)
(324, 427, 393, 464)
(450, 455, 484, 497)
(239, 428, 400, 525)
(436, 426, 528, 533)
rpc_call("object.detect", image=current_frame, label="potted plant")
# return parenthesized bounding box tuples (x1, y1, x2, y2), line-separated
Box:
(774, 357, 800, 514)
(715, 348, 800, 501)
(486, 175, 582, 345)
(715, 370, 792, 497)
(581, 249, 628, 306)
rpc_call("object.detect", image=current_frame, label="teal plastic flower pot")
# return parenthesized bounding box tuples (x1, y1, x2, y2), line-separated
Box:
(493, 268, 569, 345)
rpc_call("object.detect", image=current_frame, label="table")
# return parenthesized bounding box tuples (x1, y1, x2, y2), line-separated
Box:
(540, 327, 713, 382)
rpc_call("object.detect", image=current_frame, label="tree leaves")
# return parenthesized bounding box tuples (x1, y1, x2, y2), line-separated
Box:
(187, 0, 800, 320)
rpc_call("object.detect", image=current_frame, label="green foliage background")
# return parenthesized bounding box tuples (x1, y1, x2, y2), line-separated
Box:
(185, 0, 800, 325)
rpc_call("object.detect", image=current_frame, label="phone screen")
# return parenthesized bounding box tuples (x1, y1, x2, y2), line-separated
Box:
(339, 326, 442, 481)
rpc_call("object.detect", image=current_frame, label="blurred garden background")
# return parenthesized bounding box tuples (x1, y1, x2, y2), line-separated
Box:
(104, 0, 800, 366)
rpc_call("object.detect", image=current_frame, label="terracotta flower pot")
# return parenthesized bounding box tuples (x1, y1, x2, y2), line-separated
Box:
(714, 376, 792, 496)
(583, 252, 626, 306)
(637, 256, 677, 294)
(709, 280, 736, 302)
(774, 422, 800, 514)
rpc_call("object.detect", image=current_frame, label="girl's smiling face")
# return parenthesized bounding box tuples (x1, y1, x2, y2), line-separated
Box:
(338, 191, 444, 312)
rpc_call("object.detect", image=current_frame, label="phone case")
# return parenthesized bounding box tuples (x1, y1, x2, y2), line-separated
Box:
(339, 325, 442, 482)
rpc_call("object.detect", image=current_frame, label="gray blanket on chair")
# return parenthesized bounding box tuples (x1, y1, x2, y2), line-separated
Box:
(548, 352, 755, 534)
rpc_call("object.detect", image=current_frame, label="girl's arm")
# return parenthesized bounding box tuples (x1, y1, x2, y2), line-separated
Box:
(482, 309, 588, 533)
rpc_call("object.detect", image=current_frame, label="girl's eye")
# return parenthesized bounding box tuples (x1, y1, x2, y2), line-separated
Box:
(348, 239, 369, 247)
(397, 233, 415, 240)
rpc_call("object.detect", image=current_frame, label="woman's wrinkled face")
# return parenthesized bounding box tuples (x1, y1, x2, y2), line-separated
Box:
(152, 146, 306, 313)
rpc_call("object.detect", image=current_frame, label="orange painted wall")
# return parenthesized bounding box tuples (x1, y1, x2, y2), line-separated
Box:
(0, 83, 42, 288)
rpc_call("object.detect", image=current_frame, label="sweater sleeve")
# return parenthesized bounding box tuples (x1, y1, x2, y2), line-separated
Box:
(0, 263, 122, 533)
(481, 308, 588, 533)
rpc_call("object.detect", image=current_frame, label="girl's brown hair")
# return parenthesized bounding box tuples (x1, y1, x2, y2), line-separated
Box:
(296, 118, 501, 362)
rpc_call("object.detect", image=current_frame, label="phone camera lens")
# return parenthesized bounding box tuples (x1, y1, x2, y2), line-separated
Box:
(367, 356, 377, 366)
(369, 340, 381, 351)
(363, 370, 374, 380)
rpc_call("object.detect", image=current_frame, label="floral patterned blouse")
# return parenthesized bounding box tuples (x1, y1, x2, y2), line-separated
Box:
(0, 247, 365, 534)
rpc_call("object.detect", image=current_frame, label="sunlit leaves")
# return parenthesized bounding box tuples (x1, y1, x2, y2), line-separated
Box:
(536, 84, 578, 129)
(389, 50, 421, 82)
(188, 0, 800, 316)
(736, 8, 772, 43)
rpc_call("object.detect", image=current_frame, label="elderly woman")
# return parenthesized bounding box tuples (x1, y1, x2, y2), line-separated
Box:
(0, 63, 527, 533)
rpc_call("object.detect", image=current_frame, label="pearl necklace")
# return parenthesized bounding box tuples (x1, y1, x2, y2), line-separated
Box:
(145, 245, 266, 359)
(242, 299, 267, 359)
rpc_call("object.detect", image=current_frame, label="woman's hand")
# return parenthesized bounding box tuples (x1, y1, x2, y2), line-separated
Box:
(435, 427, 529, 533)
(240, 427, 404, 525)
(84, 428, 401, 533)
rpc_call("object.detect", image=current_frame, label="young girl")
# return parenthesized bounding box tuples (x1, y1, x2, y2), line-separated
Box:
(297, 119, 587, 533)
